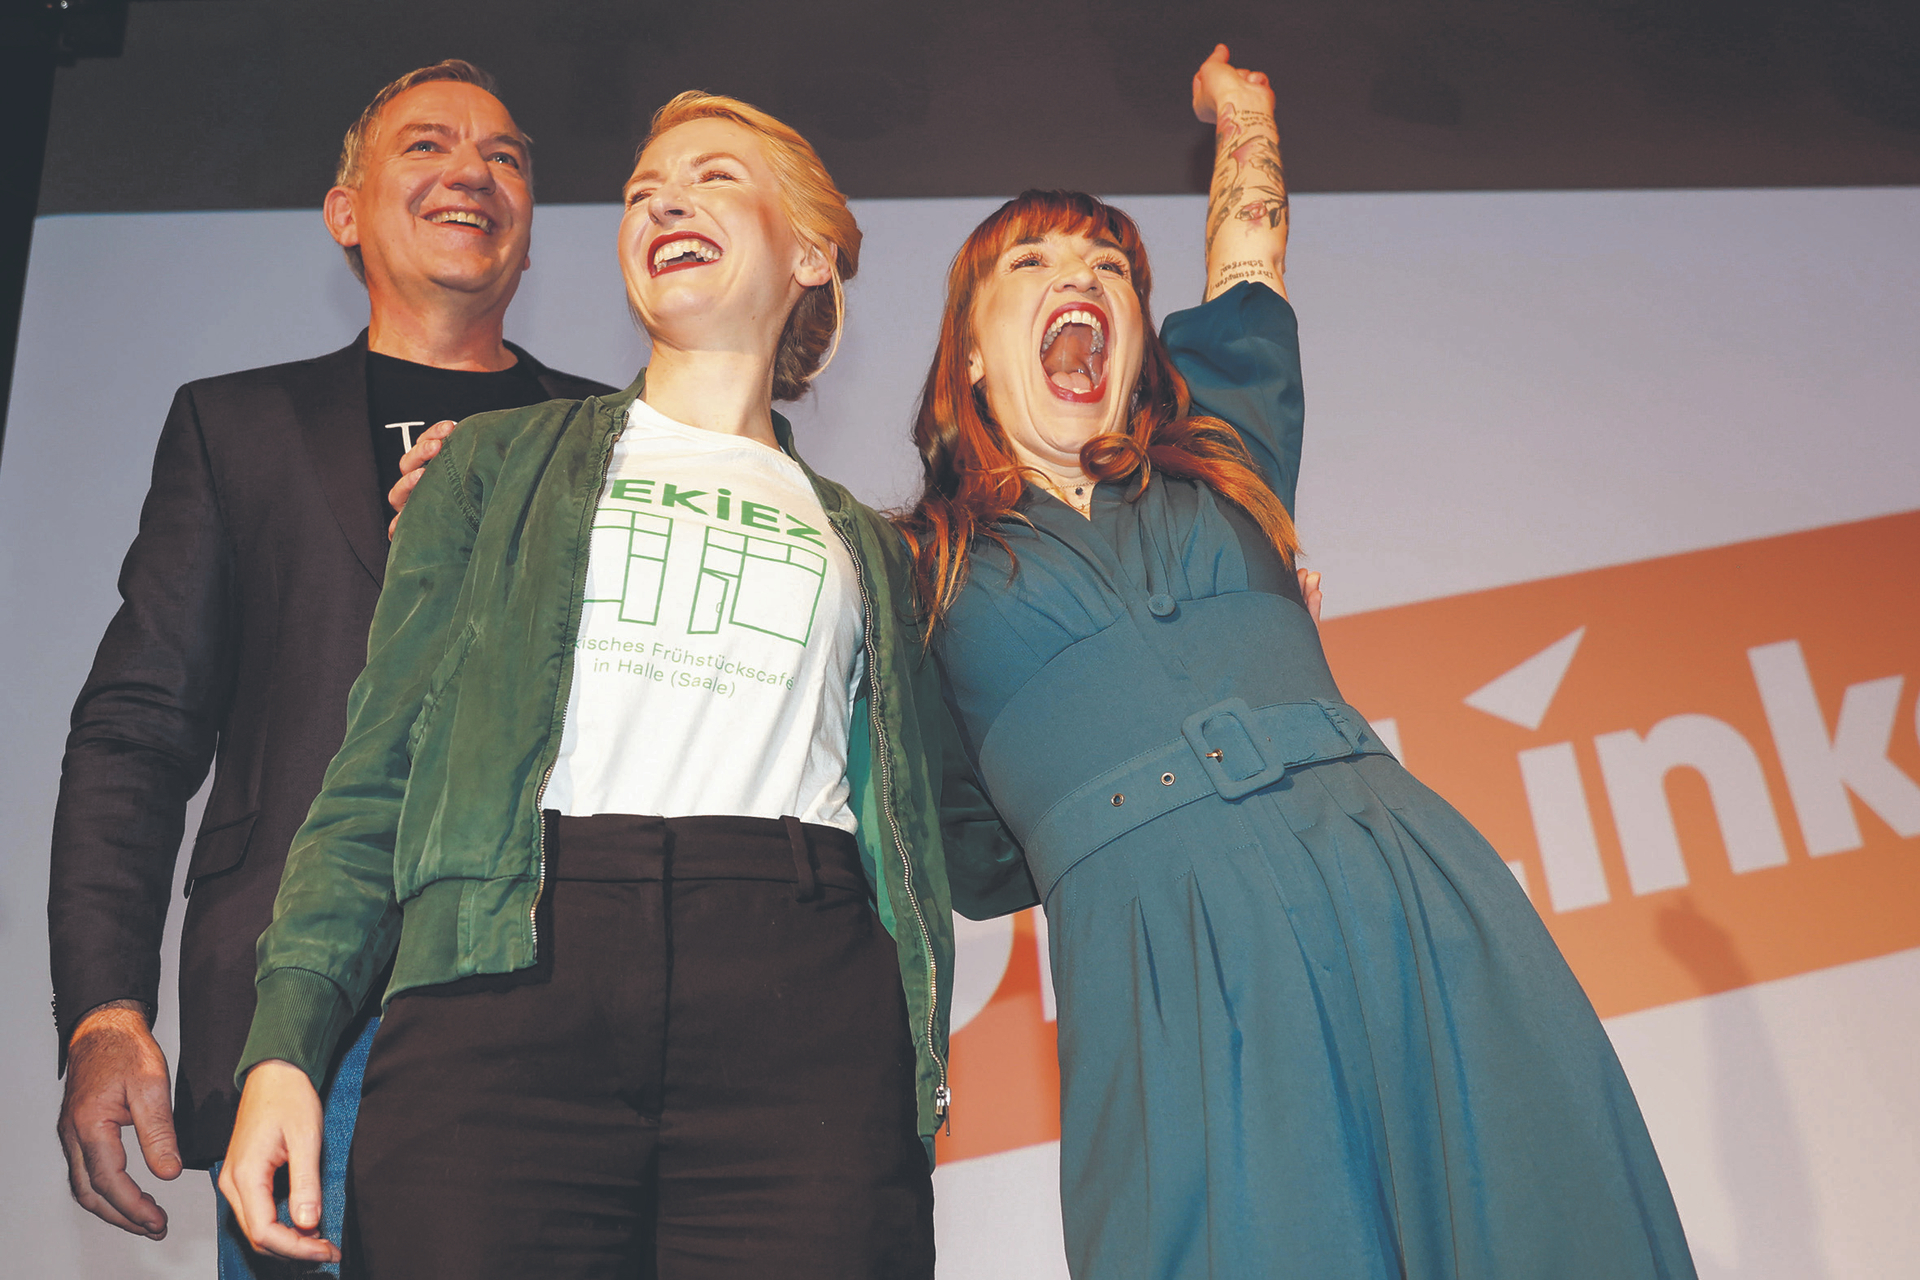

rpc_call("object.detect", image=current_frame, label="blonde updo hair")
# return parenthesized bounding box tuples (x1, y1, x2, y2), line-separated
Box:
(640, 92, 860, 401)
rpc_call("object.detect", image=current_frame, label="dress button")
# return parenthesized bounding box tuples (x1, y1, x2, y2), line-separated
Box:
(1147, 593, 1176, 617)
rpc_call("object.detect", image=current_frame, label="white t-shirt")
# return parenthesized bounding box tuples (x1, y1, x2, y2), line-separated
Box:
(542, 397, 864, 831)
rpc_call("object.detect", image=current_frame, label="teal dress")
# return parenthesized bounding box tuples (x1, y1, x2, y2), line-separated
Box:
(935, 284, 1695, 1279)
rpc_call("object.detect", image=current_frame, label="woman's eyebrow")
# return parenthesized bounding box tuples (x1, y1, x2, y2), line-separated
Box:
(1007, 234, 1124, 251)
(629, 152, 749, 187)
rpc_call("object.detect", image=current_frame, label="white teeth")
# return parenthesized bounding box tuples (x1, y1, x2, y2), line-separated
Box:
(1041, 309, 1106, 354)
(427, 210, 492, 231)
(651, 237, 721, 269)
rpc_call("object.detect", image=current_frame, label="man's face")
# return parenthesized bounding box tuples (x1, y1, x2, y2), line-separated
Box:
(328, 81, 534, 306)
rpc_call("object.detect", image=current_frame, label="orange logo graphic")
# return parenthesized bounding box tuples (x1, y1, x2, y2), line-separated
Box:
(937, 509, 1920, 1165)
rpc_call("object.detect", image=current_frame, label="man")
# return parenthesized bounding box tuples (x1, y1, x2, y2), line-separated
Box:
(49, 59, 613, 1275)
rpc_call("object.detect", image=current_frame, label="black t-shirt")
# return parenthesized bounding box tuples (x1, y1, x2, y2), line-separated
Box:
(366, 350, 553, 505)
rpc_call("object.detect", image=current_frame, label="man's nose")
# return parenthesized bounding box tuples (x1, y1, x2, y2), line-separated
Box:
(445, 143, 496, 194)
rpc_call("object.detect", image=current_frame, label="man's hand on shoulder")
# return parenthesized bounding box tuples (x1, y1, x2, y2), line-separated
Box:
(387, 418, 460, 538)
(57, 1001, 180, 1239)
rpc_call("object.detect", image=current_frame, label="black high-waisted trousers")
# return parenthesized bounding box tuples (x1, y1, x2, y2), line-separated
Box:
(344, 813, 933, 1280)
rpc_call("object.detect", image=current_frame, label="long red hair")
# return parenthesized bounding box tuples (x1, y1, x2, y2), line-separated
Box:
(897, 190, 1299, 629)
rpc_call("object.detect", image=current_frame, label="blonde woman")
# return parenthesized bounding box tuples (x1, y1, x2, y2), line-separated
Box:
(219, 94, 983, 1279)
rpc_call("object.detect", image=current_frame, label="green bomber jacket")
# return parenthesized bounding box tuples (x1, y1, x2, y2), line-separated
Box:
(237, 375, 1023, 1160)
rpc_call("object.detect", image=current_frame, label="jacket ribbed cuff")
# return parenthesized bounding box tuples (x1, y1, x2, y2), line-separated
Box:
(235, 967, 355, 1091)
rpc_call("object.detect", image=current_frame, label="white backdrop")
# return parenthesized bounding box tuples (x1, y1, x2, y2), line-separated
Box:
(3, 185, 1917, 1277)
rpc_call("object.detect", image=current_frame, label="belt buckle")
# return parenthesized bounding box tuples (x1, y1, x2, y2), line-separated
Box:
(1182, 697, 1286, 801)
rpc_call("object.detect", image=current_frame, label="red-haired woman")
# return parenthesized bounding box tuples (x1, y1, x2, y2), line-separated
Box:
(901, 47, 1696, 1279)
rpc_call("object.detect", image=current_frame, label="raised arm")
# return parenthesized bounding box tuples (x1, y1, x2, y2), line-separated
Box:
(1193, 44, 1289, 302)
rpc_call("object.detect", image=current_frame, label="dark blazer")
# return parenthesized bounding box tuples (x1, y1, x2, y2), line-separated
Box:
(48, 332, 614, 1168)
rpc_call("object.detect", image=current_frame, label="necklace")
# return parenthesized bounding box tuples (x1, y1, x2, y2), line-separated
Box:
(1041, 472, 1094, 516)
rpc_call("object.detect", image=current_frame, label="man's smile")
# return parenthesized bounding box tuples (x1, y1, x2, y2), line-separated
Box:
(423, 207, 496, 234)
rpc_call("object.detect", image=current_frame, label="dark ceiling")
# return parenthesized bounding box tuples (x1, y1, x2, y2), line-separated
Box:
(37, 0, 1920, 214)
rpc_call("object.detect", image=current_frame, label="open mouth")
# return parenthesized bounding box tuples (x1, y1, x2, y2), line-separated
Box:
(649, 232, 723, 276)
(1038, 303, 1109, 403)
(424, 208, 495, 234)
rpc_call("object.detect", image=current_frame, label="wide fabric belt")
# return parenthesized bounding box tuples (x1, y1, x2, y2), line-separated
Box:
(1020, 697, 1393, 901)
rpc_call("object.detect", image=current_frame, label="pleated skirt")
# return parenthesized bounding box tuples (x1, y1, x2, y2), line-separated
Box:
(1044, 753, 1698, 1280)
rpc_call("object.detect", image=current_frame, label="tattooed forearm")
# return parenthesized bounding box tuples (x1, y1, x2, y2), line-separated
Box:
(1204, 100, 1289, 298)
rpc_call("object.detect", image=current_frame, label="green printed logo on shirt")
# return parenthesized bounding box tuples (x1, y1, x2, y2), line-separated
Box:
(591, 481, 827, 647)
(690, 528, 825, 645)
(585, 509, 673, 624)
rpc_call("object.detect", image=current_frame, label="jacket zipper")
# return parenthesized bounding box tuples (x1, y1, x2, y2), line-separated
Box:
(530, 402, 626, 958)
(830, 514, 951, 1130)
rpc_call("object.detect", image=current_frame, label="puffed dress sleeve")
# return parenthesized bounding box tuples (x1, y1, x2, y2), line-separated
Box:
(1159, 281, 1304, 514)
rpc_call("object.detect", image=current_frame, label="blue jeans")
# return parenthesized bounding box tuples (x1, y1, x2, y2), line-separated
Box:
(211, 1016, 378, 1279)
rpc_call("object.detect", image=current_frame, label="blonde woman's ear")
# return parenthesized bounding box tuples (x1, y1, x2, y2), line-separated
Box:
(967, 348, 986, 386)
(794, 239, 834, 290)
